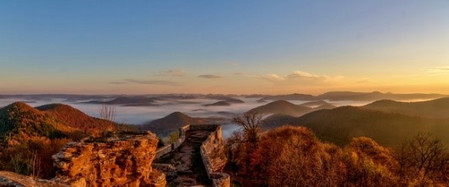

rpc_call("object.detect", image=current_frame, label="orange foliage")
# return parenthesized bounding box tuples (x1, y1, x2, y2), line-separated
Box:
(227, 125, 449, 186)
(0, 137, 70, 179)
(342, 137, 399, 186)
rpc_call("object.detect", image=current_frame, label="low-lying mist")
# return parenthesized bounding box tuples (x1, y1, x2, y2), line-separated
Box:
(1, 95, 429, 139)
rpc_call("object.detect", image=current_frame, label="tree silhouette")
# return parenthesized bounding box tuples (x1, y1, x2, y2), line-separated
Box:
(232, 113, 262, 144)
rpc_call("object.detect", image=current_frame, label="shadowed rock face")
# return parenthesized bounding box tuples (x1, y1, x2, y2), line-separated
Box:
(53, 132, 166, 187)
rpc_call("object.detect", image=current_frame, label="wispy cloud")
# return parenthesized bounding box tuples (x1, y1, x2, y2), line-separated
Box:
(356, 78, 374, 84)
(234, 72, 246, 76)
(436, 66, 449, 71)
(259, 74, 286, 82)
(258, 70, 344, 84)
(156, 69, 186, 77)
(124, 79, 181, 86)
(428, 66, 449, 75)
(198, 74, 223, 79)
(109, 81, 128, 85)
(287, 71, 321, 79)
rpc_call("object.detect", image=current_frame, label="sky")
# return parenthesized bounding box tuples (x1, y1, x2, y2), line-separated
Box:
(0, 0, 448, 95)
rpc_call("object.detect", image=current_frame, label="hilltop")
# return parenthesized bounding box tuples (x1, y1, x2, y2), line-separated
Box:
(0, 102, 124, 143)
(258, 97, 449, 146)
(267, 106, 449, 146)
(363, 97, 449, 119)
(0, 102, 68, 141)
(247, 100, 312, 117)
(141, 112, 204, 136)
(141, 112, 228, 136)
(0, 102, 125, 178)
(36, 103, 117, 134)
(247, 100, 334, 117)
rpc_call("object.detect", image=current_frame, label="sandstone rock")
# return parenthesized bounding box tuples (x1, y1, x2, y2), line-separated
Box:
(53, 131, 166, 187)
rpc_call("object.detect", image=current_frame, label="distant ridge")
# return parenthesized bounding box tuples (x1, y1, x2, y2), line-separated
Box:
(293, 106, 449, 146)
(362, 97, 449, 119)
(247, 100, 312, 117)
(258, 91, 446, 101)
(203, 101, 231, 107)
(261, 99, 449, 147)
(247, 100, 335, 117)
(316, 91, 446, 101)
(84, 96, 158, 106)
(259, 93, 316, 101)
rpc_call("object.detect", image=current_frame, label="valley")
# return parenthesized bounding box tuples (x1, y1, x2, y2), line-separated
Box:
(1, 92, 449, 186)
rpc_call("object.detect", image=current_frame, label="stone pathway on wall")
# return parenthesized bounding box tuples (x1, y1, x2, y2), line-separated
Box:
(154, 129, 215, 187)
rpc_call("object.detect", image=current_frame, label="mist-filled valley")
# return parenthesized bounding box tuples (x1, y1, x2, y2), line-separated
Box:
(0, 92, 446, 140)
(2, 1, 449, 186)
(2, 92, 449, 186)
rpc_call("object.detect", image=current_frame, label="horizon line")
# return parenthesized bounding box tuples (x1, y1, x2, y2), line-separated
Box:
(0, 90, 446, 96)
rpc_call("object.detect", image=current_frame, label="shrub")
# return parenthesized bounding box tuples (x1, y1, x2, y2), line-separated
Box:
(0, 137, 70, 179)
(227, 125, 449, 186)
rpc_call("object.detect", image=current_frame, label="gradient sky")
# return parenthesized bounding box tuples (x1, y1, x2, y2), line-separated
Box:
(1, 1, 448, 94)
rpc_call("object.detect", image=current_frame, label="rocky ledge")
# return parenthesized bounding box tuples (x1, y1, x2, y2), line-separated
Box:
(52, 131, 166, 187)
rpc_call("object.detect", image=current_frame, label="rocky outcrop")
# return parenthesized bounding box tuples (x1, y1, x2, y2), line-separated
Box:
(0, 124, 229, 187)
(52, 131, 166, 187)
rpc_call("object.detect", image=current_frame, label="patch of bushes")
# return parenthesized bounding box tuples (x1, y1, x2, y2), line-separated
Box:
(0, 137, 70, 179)
(227, 125, 449, 186)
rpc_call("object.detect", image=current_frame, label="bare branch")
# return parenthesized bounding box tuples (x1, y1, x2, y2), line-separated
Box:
(99, 104, 116, 122)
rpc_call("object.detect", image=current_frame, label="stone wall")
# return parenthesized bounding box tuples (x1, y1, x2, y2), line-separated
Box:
(199, 125, 231, 187)
(52, 131, 166, 187)
(154, 124, 230, 187)
(155, 124, 190, 159)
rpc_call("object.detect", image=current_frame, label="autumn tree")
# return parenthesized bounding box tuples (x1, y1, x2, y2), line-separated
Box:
(232, 113, 262, 144)
(343, 137, 399, 186)
(396, 133, 449, 184)
(226, 125, 449, 186)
